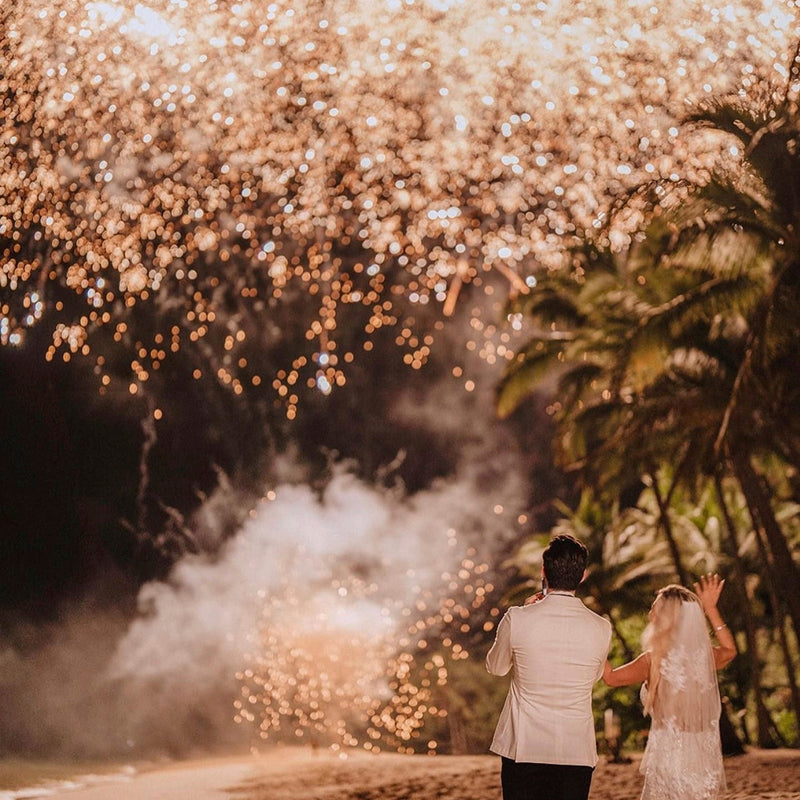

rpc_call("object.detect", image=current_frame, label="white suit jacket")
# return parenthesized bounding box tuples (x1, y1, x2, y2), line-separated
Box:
(486, 593, 612, 766)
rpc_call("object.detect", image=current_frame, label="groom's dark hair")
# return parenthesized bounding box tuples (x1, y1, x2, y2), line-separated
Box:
(542, 534, 588, 591)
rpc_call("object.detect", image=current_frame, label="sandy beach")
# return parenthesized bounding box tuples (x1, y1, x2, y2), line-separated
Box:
(233, 748, 800, 800)
(8, 747, 796, 800)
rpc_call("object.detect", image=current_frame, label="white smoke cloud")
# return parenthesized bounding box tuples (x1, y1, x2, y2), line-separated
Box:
(0, 434, 527, 758)
(104, 451, 525, 748)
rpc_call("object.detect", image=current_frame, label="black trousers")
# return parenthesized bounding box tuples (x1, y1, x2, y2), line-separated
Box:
(500, 757, 594, 800)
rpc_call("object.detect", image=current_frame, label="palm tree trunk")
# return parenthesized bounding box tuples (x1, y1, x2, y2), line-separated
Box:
(729, 450, 800, 647)
(649, 471, 689, 585)
(776, 606, 800, 745)
(744, 487, 800, 743)
(714, 473, 779, 749)
(748, 523, 793, 747)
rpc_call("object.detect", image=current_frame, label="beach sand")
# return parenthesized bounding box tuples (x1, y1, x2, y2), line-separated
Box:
(8, 747, 799, 799)
(233, 747, 799, 800)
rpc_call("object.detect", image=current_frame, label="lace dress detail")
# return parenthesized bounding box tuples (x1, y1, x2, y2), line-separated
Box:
(640, 719, 724, 800)
(640, 606, 726, 800)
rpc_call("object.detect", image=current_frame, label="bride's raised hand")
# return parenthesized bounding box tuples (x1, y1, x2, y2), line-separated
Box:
(695, 573, 737, 666)
(693, 573, 725, 615)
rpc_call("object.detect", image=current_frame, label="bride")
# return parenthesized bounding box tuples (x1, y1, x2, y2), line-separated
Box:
(603, 574, 737, 800)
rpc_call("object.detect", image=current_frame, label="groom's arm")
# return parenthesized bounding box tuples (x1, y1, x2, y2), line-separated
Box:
(485, 610, 513, 675)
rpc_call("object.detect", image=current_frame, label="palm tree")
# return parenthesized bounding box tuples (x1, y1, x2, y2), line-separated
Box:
(497, 43, 800, 645)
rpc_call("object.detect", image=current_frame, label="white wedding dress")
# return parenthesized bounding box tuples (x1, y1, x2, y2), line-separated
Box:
(639, 602, 726, 800)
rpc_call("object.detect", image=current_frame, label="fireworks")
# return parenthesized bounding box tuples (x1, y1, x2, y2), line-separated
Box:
(235, 539, 500, 754)
(2, 0, 797, 413)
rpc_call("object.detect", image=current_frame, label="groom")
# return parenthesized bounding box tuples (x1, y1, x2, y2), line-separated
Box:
(486, 534, 612, 800)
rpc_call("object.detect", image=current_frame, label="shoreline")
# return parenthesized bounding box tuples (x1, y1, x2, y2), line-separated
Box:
(0, 753, 250, 799)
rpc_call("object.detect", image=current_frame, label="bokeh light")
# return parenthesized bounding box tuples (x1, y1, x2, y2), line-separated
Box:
(2, 0, 797, 415)
(235, 535, 500, 753)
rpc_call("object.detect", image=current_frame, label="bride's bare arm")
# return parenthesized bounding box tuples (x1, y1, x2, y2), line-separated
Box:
(602, 651, 650, 687)
(694, 573, 737, 669)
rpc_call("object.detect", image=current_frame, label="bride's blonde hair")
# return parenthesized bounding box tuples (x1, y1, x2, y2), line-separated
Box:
(641, 584, 700, 717)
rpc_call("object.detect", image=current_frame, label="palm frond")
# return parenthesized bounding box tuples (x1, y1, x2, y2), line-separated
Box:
(761, 278, 800, 362)
(620, 324, 671, 395)
(684, 96, 770, 145)
(662, 223, 772, 279)
(516, 287, 586, 329)
(556, 361, 606, 410)
(641, 275, 764, 336)
(690, 177, 778, 233)
(495, 339, 566, 418)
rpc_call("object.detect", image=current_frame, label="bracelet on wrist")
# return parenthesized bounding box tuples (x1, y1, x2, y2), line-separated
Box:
(714, 623, 728, 631)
